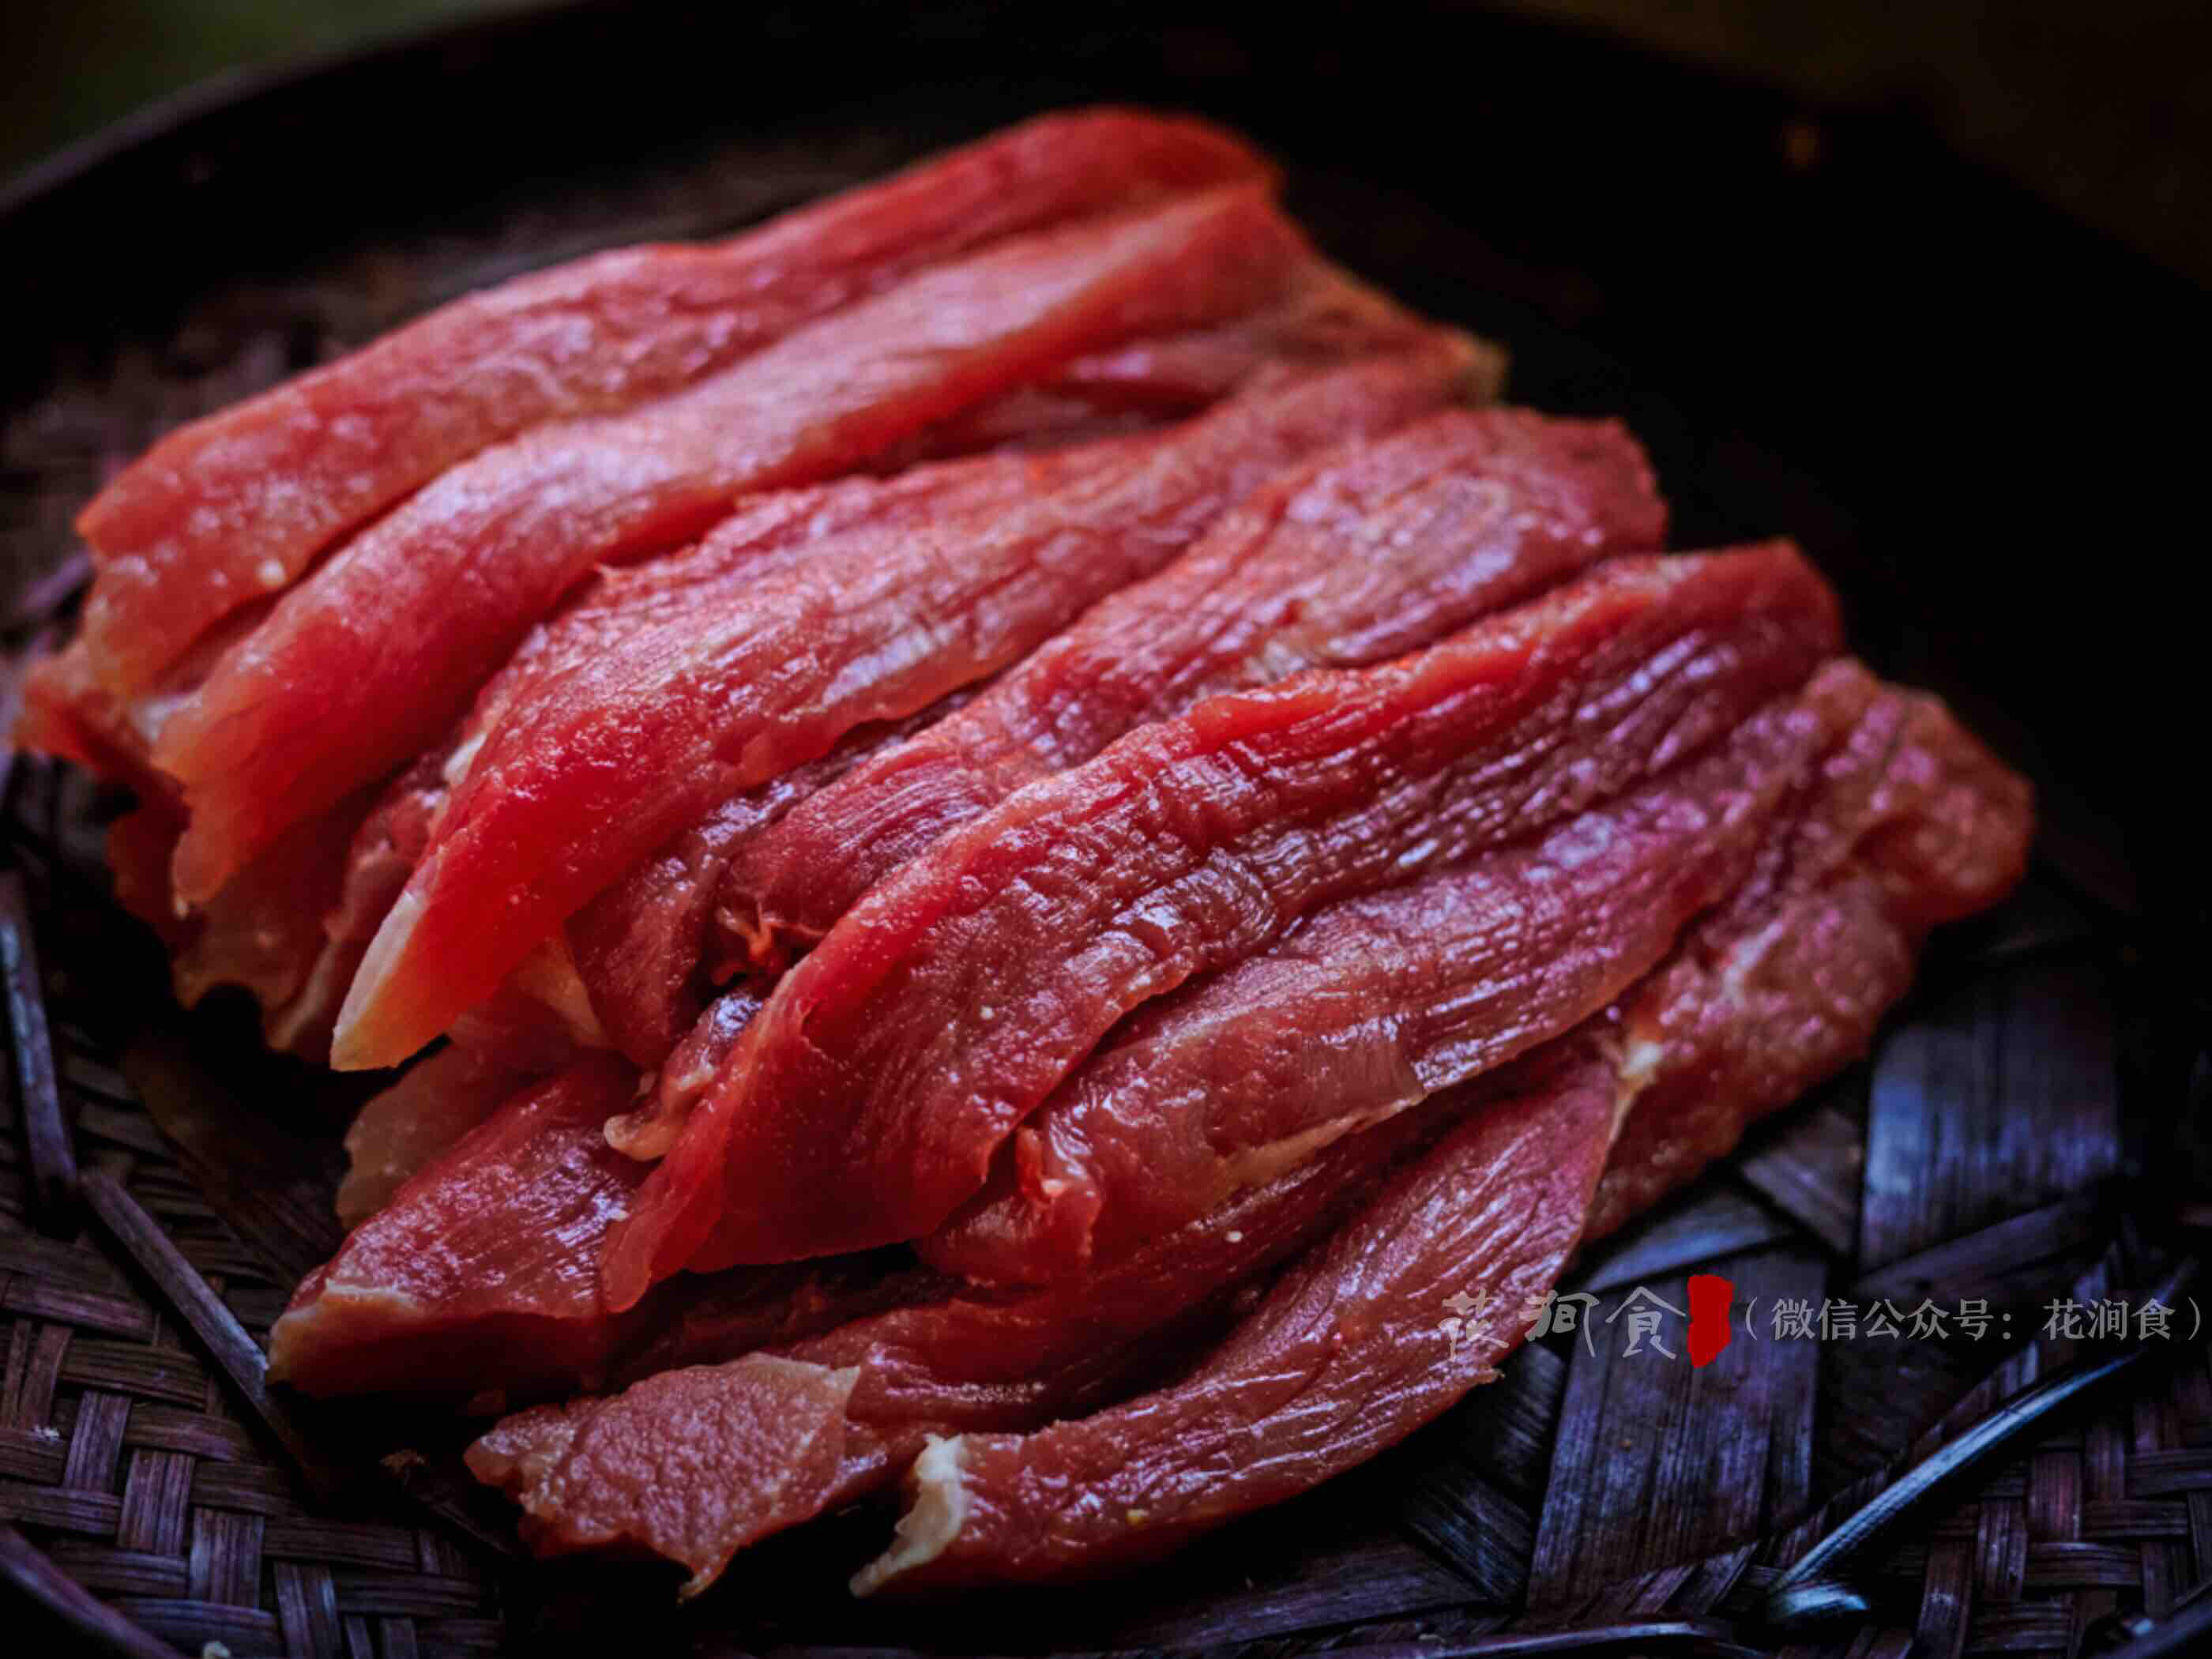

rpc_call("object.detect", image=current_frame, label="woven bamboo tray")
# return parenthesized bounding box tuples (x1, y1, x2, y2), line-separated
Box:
(2, 5, 2200, 1654)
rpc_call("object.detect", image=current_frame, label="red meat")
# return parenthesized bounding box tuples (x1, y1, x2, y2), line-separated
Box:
(333, 342, 1478, 1070)
(603, 543, 1841, 1297)
(723, 406, 1667, 973)
(152, 185, 1308, 904)
(923, 685, 1821, 1285)
(76, 110, 1268, 695)
(855, 1036, 1618, 1593)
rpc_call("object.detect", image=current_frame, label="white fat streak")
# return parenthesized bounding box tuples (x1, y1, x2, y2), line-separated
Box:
(850, 1434, 970, 1597)
(265, 1281, 423, 1382)
(1608, 912, 1791, 1139)
(440, 728, 487, 792)
(330, 885, 424, 1070)
(508, 935, 609, 1048)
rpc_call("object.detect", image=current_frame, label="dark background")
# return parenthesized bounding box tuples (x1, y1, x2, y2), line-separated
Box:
(7, 0, 2210, 292)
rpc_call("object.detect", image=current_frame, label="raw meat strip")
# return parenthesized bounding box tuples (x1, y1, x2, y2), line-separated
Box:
(875, 256, 1446, 468)
(154, 184, 1309, 902)
(266, 1056, 652, 1399)
(77, 110, 1268, 694)
(169, 786, 378, 1048)
(604, 543, 1841, 1296)
(1582, 658, 2033, 1237)
(468, 1085, 1450, 1593)
(472, 664, 2030, 1590)
(856, 1036, 1618, 1592)
(563, 273, 1467, 1070)
(724, 405, 1667, 972)
(857, 672, 2034, 1593)
(336, 1045, 539, 1228)
(334, 343, 1478, 1070)
(924, 686, 1822, 1284)
(269, 1007, 842, 1399)
(568, 693, 984, 1070)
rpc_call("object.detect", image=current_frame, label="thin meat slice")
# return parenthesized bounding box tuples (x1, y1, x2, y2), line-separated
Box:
(876, 257, 1445, 467)
(472, 664, 2031, 1591)
(924, 686, 1823, 1285)
(77, 109, 1268, 695)
(469, 1085, 1451, 1594)
(856, 1036, 1619, 1593)
(604, 544, 1843, 1296)
(336, 1045, 540, 1228)
(569, 690, 986, 1071)
(266, 1056, 652, 1399)
(567, 262, 1476, 1073)
(856, 671, 2034, 1593)
(154, 185, 1310, 903)
(1583, 658, 2033, 1237)
(724, 405, 1667, 972)
(335, 343, 1481, 1070)
(269, 1010, 830, 1400)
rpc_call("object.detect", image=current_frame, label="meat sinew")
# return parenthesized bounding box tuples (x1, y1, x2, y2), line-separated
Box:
(75, 110, 1269, 697)
(602, 542, 1841, 1296)
(333, 342, 1484, 1070)
(153, 184, 1311, 903)
(722, 405, 1668, 975)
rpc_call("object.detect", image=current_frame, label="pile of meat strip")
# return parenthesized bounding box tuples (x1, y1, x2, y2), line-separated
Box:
(17, 111, 2033, 1595)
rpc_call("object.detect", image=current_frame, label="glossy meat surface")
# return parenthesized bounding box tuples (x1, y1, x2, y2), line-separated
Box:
(724, 406, 1666, 971)
(154, 186, 1307, 904)
(268, 1056, 652, 1398)
(604, 544, 1841, 1294)
(856, 1036, 1618, 1592)
(337, 1044, 540, 1228)
(924, 687, 1823, 1284)
(336, 342, 1475, 1070)
(77, 110, 1266, 695)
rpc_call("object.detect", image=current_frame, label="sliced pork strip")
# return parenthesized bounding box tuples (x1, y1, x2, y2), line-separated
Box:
(155, 185, 1309, 904)
(724, 405, 1665, 974)
(334, 342, 1479, 1070)
(856, 1036, 1619, 1593)
(923, 686, 1823, 1285)
(78, 109, 1269, 695)
(604, 543, 1842, 1296)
